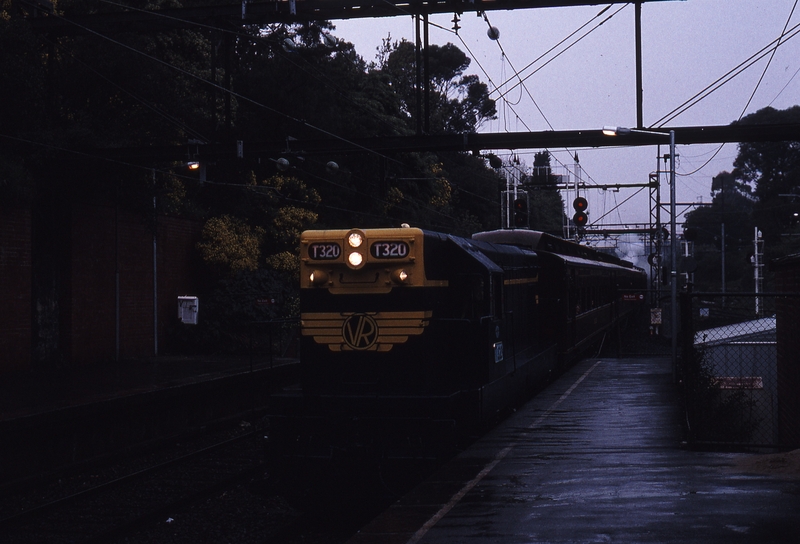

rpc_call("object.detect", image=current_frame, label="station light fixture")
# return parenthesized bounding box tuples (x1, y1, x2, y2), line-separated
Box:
(602, 126, 633, 136)
(602, 124, 678, 377)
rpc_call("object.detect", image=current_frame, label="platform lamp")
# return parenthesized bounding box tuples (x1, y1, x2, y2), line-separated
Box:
(602, 126, 677, 378)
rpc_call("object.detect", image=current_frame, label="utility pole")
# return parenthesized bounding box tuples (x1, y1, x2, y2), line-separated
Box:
(753, 228, 764, 317)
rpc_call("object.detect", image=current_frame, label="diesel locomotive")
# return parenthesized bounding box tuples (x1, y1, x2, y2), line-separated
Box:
(270, 226, 645, 458)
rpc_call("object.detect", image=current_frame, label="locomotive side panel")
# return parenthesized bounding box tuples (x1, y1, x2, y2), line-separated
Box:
(473, 229, 647, 363)
(455, 238, 560, 416)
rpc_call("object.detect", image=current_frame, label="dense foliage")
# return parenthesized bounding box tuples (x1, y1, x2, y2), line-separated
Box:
(1, 0, 505, 234)
(1, 1, 513, 352)
(523, 151, 565, 235)
(683, 106, 800, 291)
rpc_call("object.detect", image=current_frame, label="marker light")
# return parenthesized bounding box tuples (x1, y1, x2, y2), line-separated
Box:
(309, 270, 329, 286)
(391, 269, 409, 284)
(348, 232, 364, 248)
(348, 252, 363, 267)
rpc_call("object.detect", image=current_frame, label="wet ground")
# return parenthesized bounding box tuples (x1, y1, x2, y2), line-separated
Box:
(349, 356, 800, 544)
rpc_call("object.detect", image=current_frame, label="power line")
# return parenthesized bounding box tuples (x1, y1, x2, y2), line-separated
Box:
(20, 0, 502, 227)
(491, 4, 627, 103)
(653, 19, 800, 127)
(31, 5, 409, 168)
(670, 1, 798, 177)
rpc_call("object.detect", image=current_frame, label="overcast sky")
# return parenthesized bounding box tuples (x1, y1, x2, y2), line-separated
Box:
(333, 1, 800, 239)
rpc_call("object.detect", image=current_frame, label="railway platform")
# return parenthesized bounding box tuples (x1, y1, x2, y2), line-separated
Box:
(0, 354, 298, 486)
(349, 356, 800, 544)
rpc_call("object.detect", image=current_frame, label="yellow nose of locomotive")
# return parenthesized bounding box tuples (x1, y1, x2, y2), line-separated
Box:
(300, 228, 423, 294)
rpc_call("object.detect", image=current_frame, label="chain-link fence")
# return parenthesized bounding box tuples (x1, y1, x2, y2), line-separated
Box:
(248, 318, 300, 368)
(679, 293, 784, 448)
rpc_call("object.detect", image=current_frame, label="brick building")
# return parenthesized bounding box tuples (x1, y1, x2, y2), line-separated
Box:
(0, 202, 201, 375)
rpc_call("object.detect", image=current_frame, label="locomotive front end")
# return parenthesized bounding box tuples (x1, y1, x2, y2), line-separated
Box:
(293, 227, 471, 456)
(300, 227, 442, 355)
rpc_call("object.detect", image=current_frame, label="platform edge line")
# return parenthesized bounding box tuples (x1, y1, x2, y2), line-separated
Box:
(405, 360, 603, 544)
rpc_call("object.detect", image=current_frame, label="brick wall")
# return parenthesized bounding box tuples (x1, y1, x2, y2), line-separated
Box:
(0, 202, 202, 374)
(156, 216, 204, 342)
(0, 208, 32, 373)
(67, 204, 118, 363)
(68, 203, 202, 364)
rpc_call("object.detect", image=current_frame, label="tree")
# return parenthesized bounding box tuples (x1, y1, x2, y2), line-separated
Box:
(684, 106, 800, 291)
(733, 106, 800, 245)
(683, 171, 755, 291)
(378, 39, 496, 134)
(523, 151, 564, 235)
(0, 11, 47, 206)
(197, 215, 265, 275)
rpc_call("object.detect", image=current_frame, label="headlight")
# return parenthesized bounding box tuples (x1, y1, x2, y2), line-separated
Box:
(309, 270, 329, 286)
(348, 232, 364, 248)
(348, 252, 363, 267)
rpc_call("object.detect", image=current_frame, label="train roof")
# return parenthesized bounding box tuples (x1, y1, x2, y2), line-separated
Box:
(472, 229, 639, 270)
(421, 228, 540, 271)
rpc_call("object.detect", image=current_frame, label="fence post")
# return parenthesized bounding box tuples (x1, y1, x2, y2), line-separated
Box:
(678, 288, 693, 385)
(679, 289, 696, 442)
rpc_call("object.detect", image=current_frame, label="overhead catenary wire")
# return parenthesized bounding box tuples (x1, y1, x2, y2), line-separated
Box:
(588, 185, 647, 227)
(490, 4, 627, 103)
(31, 4, 409, 169)
(37, 0, 800, 231)
(671, 0, 798, 177)
(474, 2, 797, 205)
(27, 0, 608, 198)
(19, 0, 507, 229)
(468, 10, 619, 197)
(653, 19, 800, 128)
(97, 0, 417, 140)
(407, 5, 608, 191)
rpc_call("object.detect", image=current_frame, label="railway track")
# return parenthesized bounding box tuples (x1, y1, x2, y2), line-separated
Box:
(0, 416, 442, 543)
(0, 420, 297, 542)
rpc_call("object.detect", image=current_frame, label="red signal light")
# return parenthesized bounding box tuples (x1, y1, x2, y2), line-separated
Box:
(572, 197, 588, 228)
(513, 197, 528, 228)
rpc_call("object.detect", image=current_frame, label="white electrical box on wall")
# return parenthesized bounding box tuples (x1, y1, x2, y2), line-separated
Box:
(178, 296, 199, 324)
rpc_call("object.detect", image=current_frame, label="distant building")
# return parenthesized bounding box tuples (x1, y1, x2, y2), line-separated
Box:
(694, 317, 777, 445)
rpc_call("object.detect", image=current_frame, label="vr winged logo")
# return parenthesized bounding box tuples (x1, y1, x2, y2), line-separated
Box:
(342, 314, 379, 349)
(301, 311, 432, 352)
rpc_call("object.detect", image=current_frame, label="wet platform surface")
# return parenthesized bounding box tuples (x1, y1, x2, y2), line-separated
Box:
(350, 356, 800, 544)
